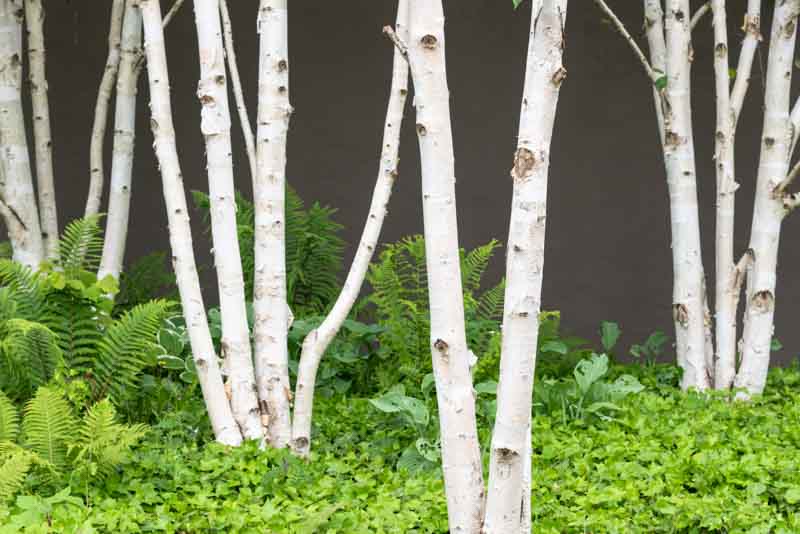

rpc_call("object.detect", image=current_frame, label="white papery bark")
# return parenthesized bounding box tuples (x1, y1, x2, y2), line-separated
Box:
(253, 0, 293, 448)
(23, 0, 57, 260)
(407, 1, 484, 530)
(0, 0, 42, 269)
(98, 2, 141, 281)
(291, 0, 410, 458)
(135, 0, 242, 446)
(736, 0, 798, 396)
(219, 0, 256, 178)
(86, 0, 125, 218)
(711, 0, 760, 390)
(194, 0, 263, 441)
(662, 0, 709, 390)
(483, 1, 566, 531)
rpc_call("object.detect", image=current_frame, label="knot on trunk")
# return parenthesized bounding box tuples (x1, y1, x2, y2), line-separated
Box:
(511, 148, 537, 182)
(433, 338, 449, 352)
(551, 67, 567, 87)
(751, 290, 774, 314)
(416, 123, 428, 137)
(715, 42, 727, 57)
(742, 15, 761, 39)
(673, 303, 689, 327)
(420, 34, 438, 49)
(665, 131, 682, 147)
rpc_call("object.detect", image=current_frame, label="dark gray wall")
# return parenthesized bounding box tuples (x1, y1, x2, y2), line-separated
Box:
(17, 0, 799, 362)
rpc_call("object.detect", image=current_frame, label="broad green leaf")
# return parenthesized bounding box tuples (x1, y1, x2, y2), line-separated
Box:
(574, 353, 608, 394)
(600, 321, 620, 352)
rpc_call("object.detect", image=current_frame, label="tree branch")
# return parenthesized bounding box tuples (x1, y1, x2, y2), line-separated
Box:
(592, 0, 660, 84)
(162, 0, 186, 28)
(691, 2, 711, 30)
(382, 25, 408, 60)
(775, 158, 800, 196)
(219, 0, 257, 179)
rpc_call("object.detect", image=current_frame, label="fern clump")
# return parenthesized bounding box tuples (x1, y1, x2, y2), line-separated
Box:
(365, 235, 505, 389)
(193, 187, 344, 315)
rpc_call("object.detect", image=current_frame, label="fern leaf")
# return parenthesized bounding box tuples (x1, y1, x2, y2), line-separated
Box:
(477, 280, 506, 323)
(0, 393, 18, 444)
(74, 399, 147, 476)
(94, 300, 171, 400)
(461, 239, 500, 294)
(0, 260, 47, 320)
(57, 215, 104, 275)
(0, 450, 33, 504)
(22, 387, 75, 471)
(0, 319, 62, 401)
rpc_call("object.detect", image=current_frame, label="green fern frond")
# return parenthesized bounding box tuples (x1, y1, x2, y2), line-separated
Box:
(0, 260, 47, 320)
(0, 450, 33, 503)
(477, 280, 506, 322)
(94, 300, 171, 401)
(40, 292, 105, 373)
(0, 393, 18, 444)
(0, 319, 62, 401)
(22, 387, 75, 472)
(73, 399, 147, 476)
(57, 215, 104, 275)
(461, 239, 500, 294)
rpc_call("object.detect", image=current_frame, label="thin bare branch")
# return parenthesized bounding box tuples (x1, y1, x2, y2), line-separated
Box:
(219, 0, 257, 178)
(593, 0, 660, 84)
(691, 2, 711, 30)
(162, 0, 186, 28)
(776, 158, 800, 196)
(382, 25, 408, 60)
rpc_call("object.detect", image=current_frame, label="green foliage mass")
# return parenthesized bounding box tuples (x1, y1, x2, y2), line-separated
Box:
(193, 188, 344, 316)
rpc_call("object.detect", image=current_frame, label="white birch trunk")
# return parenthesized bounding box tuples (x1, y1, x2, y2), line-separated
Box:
(86, 0, 125, 218)
(736, 0, 798, 396)
(23, 0, 57, 260)
(663, 0, 709, 390)
(253, 0, 293, 448)
(135, 0, 242, 446)
(219, 0, 256, 179)
(193, 0, 263, 441)
(483, 1, 566, 531)
(0, 0, 42, 269)
(291, 0, 410, 458)
(644, 0, 667, 143)
(712, 0, 761, 390)
(407, 1, 484, 530)
(98, 2, 141, 281)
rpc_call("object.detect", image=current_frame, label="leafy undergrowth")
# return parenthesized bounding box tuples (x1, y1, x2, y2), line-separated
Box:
(2, 367, 799, 533)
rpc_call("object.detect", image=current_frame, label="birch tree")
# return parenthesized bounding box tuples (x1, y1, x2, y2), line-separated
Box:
(483, 0, 567, 530)
(193, 0, 263, 441)
(24, 0, 57, 260)
(98, 2, 142, 281)
(86, 0, 125, 218)
(405, 0, 485, 529)
(252, 0, 294, 448)
(290, 1, 411, 457)
(595, 0, 798, 396)
(0, 0, 43, 268)
(134, 0, 242, 445)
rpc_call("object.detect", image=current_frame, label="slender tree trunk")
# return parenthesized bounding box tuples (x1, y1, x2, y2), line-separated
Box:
(134, 0, 242, 445)
(86, 0, 125, 218)
(407, 1, 484, 530)
(712, 0, 761, 390)
(291, 0, 411, 457)
(483, 1, 566, 531)
(736, 0, 798, 396)
(23, 0, 57, 260)
(253, 0, 293, 448)
(0, 0, 43, 269)
(219, 0, 256, 179)
(663, 0, 709, 390)
(193, 0, 263, 441)
(98, 2, 142, 281)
